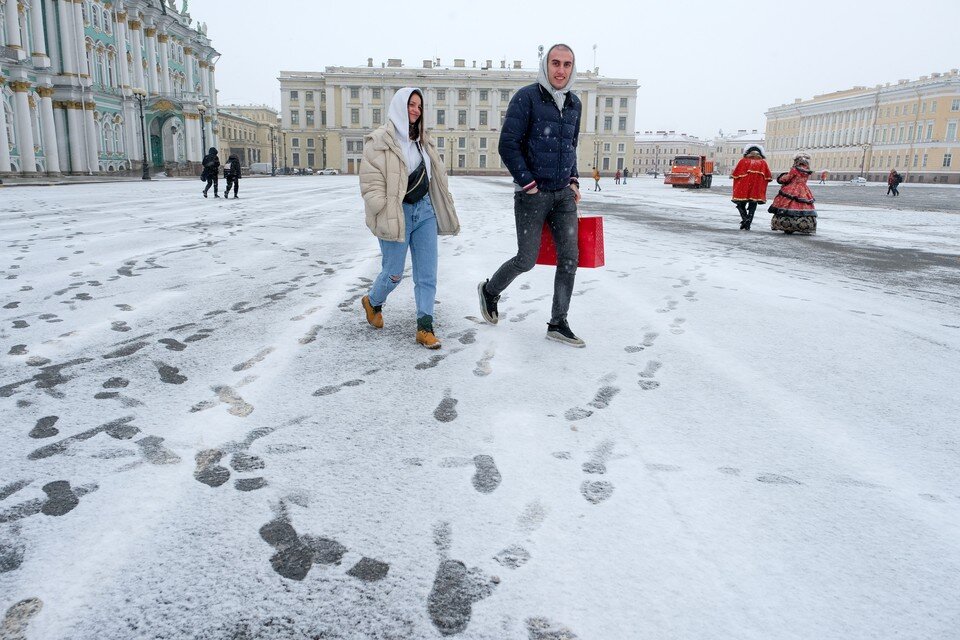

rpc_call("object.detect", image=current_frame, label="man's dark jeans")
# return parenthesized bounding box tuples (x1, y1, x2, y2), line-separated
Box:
(487, 187, 578, 324)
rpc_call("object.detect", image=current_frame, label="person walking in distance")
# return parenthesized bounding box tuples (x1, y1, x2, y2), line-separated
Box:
(615, 169, 621, 185)
(819, 170, 827, 184)
(201, 147, 220, 198)
(621, 167, 627, 184)
(223, 153, 241, 199)
(593, 166, 601, 191)
(359, 88, 460, 349)
(730, 145, 772, 230)
(477, 43, 585, 347)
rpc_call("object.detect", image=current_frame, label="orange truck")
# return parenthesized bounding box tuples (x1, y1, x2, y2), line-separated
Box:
(664, 155, 714, 188)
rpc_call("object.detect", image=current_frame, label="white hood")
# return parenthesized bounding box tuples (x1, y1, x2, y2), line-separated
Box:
(537, 44, 576, 112)
(388, 87, 431, 179)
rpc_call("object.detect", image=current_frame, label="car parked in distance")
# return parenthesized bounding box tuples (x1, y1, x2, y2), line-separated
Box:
(319, 168, 340, 175)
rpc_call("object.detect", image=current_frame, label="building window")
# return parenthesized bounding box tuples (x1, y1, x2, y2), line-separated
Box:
(437, 110, 446, 125)
(947, 123, 957, 142)
(926, 123, 933, 140)
(320, 90, 326, 103)
(291, 137, 300, 147)
(479, 155, 486, 168)
(604, 116, 612, 131)
(290, 111, 299, 125)
(479, 111, 488, 126)
(437, 90, 446, 101)
(943, 153, 952, 167)
(305, 91, 313, 102)
(479, 89, 488, 101)
(321, 111, 326, 126)
(458, 110, 467, 126)
(913, 154, 919, 168)
(346, 141, 355, 152)
(458, 89, 467, 101)
(922, 153, 928, 167)
(308, 153, 315, 167)
(458, 154, 465, 168)
(437, 138, 444, 148)
(307, 139, 314, 148)
(351, 109, 359, 124)
(500, 111, 507, 124)
(458, 137, 466, 149)
(605, 97, 613, 108)
(620, 98, 627, 109)
(479, 137, 487, 149)
(292, 152, 300, 166)
(306, 110, 314, 126)
(500, 90, 510, 101)
(602, 157, 610, 170)
(617, 143, 625, 153)
(290, 90, 299, 101)
(350, 87, 360, 99)
(618, 117, 626, 131)
(372, 88, 381, 100)
(372, 108, 381, 123)
(604, 143, 611, 152)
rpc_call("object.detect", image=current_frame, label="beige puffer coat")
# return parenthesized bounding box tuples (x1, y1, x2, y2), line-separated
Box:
(359, 122, 460, 242)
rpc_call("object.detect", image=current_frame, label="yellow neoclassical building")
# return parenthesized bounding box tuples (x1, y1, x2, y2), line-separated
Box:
(218, 105, 278, 167)
(278, 57, 638, 175)
(765, 70, 960, 183)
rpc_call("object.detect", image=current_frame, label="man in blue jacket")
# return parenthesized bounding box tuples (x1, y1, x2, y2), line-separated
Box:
(477, 43, 585, 347)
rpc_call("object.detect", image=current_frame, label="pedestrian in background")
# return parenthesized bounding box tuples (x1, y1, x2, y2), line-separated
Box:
(615, 169, 621, 185)
(819, 170, 827, 184)
(201, 147, 220, 198)
(478, 43, 585, 347)
(731, 145, 772, 230)
(359, 87, 460, 349)
(593, 166, 601, 191)
(622, 168, 627, 184)
(223, 154, 241, 199)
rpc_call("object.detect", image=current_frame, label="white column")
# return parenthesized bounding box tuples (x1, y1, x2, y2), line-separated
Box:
(0, 79, 11, 172)
(123, 100, 138, 163)
(128, 20, 145, 90)
(66, 103, 86, 172)
(37, 87, 60, 173)
(5, 0, 23, 51)
(72, 0, 89, 78)
(183, 47, 195, 95)
(11, 81, 37, 173)
(115, 13, 130, 89)
(208, 64, 218, 108)
(185, 114, 200, 162)
(82, 103, 97, 171)
(56, 0, 76, 75)
(43, 0, 61, 73)
(29, 1, 49, 62)
(144, 26, 158, 93)
(198, 61, 208, 98)
(53, 101, 69, 170)
(158, 34, 171, 93)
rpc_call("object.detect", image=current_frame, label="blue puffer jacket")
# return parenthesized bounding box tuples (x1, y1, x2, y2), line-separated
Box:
(498, 83, 581, 192)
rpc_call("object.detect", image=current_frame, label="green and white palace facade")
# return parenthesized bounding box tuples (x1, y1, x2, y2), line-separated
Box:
(0, 0, 218, 176)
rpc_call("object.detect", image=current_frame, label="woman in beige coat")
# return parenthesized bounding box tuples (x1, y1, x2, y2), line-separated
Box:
(359, 87, 460, 349)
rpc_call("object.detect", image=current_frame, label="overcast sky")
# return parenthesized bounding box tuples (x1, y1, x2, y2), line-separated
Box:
(208, 0, 960, 140)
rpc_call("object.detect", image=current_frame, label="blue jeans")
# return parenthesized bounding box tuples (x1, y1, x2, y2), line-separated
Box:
(368, 194, 438, 319)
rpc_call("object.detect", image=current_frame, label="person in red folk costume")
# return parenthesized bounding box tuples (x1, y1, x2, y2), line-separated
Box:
(769, 153, 818, 234)
(730, 145, 772, 230)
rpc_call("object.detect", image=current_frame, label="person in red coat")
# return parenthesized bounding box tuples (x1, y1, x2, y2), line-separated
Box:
(731, 145, 772, 230)
(770, 154, 817, 234)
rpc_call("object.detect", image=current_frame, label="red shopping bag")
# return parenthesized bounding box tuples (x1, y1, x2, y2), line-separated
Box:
(536, 216, 605, 268)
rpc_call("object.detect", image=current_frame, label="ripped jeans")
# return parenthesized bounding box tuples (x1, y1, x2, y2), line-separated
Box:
(367, 194, 438, 320)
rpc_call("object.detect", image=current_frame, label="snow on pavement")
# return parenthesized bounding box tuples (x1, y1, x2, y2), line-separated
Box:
(1, 176, 959, 639)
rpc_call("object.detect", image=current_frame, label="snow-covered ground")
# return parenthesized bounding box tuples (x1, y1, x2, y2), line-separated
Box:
(1, 176, 959, 639)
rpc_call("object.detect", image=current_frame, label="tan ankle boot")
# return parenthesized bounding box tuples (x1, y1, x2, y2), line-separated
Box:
(361, 295, 383, 329)
(416, 329, 441, 349)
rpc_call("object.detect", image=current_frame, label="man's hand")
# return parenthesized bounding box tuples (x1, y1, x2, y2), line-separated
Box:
(527, 187, 539, 195)
(569, 183, 581, 203)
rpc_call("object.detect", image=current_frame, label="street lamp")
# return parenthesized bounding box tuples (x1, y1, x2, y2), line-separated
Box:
(281, 131, 287, 174)
(448, 136, 455, 176)
(859, 143, 870, 179)
(270, 126, 277, 176)
(132, 88, 151, 180)
(654, 143, 660, 179)
(593, 138, 601, 173)
(198, 103, 207, 156)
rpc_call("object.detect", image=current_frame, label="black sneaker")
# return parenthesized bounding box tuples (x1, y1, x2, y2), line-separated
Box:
(477, 280, 499, 324)
(546, 321, 585, 348)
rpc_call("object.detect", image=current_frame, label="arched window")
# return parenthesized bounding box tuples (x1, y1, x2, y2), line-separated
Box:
(107, 48, 116, 87)
(114, 122, 124, 154)
(102, 119, 113, 153)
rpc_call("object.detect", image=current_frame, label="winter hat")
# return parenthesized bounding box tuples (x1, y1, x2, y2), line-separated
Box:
(208, 147, 218, 155)
(538, 44, 577, 112)
(793, 153, 811, 166)
(743, 145, 765, 158)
